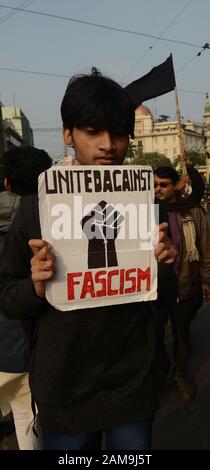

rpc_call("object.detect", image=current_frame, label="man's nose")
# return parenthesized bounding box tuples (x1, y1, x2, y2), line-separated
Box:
(99, 131, 116, 151)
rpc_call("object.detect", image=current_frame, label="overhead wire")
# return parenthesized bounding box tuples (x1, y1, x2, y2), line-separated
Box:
(0, 2, 208, 132)
(0, 66, 207, 96)
(0, 0, 35, 25)
(177, 43, 210, 74)
(0, 66, 69, 79)
(0, 3, 209, 87)
(122, 0, 193, 81)
(177, 54, 199, 73)
(179, 88, 207, 95)
(0, 4, 207, 49)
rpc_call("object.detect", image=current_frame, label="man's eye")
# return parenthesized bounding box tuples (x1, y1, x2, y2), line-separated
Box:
(85, 128, 98, 135)
(115, 131, 126, 137)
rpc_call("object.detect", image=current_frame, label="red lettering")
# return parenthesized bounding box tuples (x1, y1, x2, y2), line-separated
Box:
(95, 270, 107, 297)
(67, 266, 151, 302)
(125, 268, 137, 294)
(107, 270, 119, 296)
(137, 267, 150, 291)
(80, 271, 95, 299)
(119, 269, 125, 295)
(67, 272, 82, 300)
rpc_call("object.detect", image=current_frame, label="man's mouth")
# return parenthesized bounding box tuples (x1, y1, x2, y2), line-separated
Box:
(95, 156, 115, 164)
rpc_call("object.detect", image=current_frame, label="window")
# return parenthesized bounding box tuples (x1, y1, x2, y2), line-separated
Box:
(137, 122, 144, 133)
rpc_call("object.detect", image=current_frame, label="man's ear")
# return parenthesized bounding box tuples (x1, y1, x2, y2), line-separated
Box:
(4, 178, 11, 192)
(63, 128, 74, 147)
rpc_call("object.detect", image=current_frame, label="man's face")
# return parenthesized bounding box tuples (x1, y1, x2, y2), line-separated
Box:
(63, 127, 129, 165)
(154, 176, 176, 202)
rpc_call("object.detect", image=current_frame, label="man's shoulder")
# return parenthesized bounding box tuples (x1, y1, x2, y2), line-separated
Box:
(0, 190, 20, 210)
(17, 194, 40, 230)
(14, 194, 41, 239)
(0, 191, 21, 232)
(21, 193, 38, 202)
(189, 205, 206, 217)
(20, 194, 38, 211)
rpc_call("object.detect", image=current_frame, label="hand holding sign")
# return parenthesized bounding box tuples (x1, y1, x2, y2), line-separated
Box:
(29, 239, 55, 298)
(154, 222, 177, 264)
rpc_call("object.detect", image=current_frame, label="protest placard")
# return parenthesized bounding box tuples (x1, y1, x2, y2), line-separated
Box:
(38, 165, 157, 311)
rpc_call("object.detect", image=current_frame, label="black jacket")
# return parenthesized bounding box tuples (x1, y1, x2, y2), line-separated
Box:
(0, 195, 158, 434)
(0, 191, 28, 372)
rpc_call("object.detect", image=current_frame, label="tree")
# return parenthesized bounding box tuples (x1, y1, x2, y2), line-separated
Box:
(127, 151, 173, 169)
(174, 150, 206, 169)
(125, 142, 136, 161)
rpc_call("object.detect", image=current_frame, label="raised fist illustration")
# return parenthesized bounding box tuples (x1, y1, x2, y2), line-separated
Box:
(81, 200, 124, 269)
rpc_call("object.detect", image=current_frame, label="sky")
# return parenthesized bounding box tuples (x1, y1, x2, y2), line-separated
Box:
(0, 0, 209, 158)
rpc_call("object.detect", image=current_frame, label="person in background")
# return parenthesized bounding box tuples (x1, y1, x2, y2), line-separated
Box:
(154, 166, 210, 401)
(154, 155, 205, 389)
(0, 145, 51, 449)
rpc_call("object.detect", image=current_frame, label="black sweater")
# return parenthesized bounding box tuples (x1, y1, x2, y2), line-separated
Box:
(0, 195, 158, 433)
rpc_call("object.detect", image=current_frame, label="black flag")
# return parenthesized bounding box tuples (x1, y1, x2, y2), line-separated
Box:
(125, 54, 176, 109)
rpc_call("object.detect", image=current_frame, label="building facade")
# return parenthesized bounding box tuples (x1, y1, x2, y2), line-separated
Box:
(0, 102, 6, 160)
(132, 105, 204, 162)
(0, 105, 34, 185)
(2, 106, 34, 147)
(204, 94, 210, 181)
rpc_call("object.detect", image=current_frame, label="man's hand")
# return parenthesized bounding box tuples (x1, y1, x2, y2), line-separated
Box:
(28, 239, 56, 298)
(154, 222, 177, 264)
(202, 283, 210, 301)
(176, 175, 190, 192)
(181, 152, 192, 167)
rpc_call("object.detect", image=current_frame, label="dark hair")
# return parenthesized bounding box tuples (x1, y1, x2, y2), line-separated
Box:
(3, 145, 52, 195)
(61, 67, 135, 138)
(154, 166, 179, 184)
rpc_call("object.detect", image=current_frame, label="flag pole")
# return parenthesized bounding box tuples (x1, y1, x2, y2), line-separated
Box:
(175, 86, 187, 176)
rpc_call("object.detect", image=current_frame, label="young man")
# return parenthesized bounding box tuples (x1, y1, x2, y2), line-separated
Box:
(0, 69, 176, 450)
(0, 145, 51, 449)
(154, 166, 210, 400)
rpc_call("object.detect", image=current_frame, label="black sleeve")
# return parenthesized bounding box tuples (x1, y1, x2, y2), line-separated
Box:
(187, 166, 205, 202)
(154, 197, 169, 230)
(154, 197, 177, 304)
(0, 195, 47, 319)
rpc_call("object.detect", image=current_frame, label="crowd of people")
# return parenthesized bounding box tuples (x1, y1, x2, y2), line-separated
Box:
(0, 68, 209, 451)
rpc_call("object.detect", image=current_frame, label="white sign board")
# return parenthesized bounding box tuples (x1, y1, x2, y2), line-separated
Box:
(38, 165, 157, 311)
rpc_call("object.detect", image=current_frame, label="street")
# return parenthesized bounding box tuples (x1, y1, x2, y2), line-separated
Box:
(153, 299, 210, 450)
